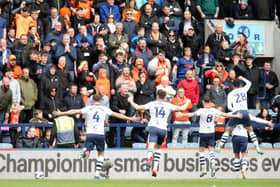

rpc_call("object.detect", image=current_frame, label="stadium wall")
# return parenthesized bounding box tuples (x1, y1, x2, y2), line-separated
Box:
(0, 149, 279, 179)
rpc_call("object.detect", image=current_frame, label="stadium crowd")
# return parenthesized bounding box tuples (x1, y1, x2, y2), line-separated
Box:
(0, 0, 280, 148)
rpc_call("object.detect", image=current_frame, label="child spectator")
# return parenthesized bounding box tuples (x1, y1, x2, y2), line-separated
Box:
(29, 109, 49, 138)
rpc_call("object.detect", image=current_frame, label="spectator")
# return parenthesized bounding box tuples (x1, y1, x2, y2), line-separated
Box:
(14, 7, 33, 39)
(206, 23, 230, 57)
(135, 71, 155, 105)
(234, 0, 253, 20)
(36, 51, 51, 80)
(6, 28, 16, 49)
(228, 54, 246, 77)
(64, 83, 85, 111)
(95, 68, 111, 99)
(230, 32, 255, 61)
(130, 38, 153, 69)
(110, 51, 127, 92)
(87, 14, 109, 40)
(172, 87, 192, 143)
(172, 47, 194, 83)
(159, 6, 180, 36)
(156, 76, 176, 101)
(140, 0, 161, 17)
(122, 0, 141, 23)
(75, 25, 94, 47)
(55, 33, 77, 80)
(147, 50, 171, 85)
(16, 126, 42, 148)
(197, 45, 216, 80)
(109, 84, 132, 147)
(56, 56, 72, 92)
(272, 94, 280, 123)
(108, 22, 129, 56)
(100, 0, 121, 23)
(92, 36, 108, 65)
(115, 66, 136, 95)
(30, 8, 44, 43)
(24, 49, 40, 81)
(131, 59, 148, 82)
(165, 30, 181, 65)
(40, 128, 52, 148)
(129, 27, 146, 53)
(40, 86, 64, 121)
(12, 34, 32, 67)
(71, 8, 93, 34)
(45, 21, 64, 49)
(0, 7, 7, 39)
(87, 85, 110, 108)
(206, 77, 227, 108)
(179, 10, 199, 37)
(196, 0, 219, 19)
(139, 4, 159, 34)
(18, 68, 38, 123)
(259, 62, 279, 108)
(122, 10, 138, 40)
(244, 55, 259, 109)
(59, 7, 72, 31)
(1, 68, 21, 104)
(162, 0, 183, 18)
(76, 60, 96, 91)
(5, 55, 22, 80)
(224, 69, 236, 94)
(205, 62, 229, 84)
(0, 39, 11, 70)
(29, 109, 49, 138)
(177, 69, 199, 120)
(105, 14, 117, 34)
(216, 40, 233, 69)
(146, 22, 166, 56)
(180, 26, 201, 60)
(73, 0, 94, 20)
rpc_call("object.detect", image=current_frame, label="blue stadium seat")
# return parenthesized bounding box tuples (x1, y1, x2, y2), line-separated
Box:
(184, 143, 199, 148)
(224, 143, 233, 148)
(248, 109, 260, 116)
(268, 109, 277, 117)
(247, 143, 255, 148)
(273, 143, 280, 149)
(260, 143, 273, 149)
(132, 143, 146, 149)
(167, 143, 185, 148)
(0, 143, 13, 149)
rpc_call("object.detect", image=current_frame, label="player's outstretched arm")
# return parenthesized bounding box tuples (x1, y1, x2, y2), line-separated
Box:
(128, 97, 146, 111)
(249, 114, 274, 128)
(53, 109, 81, 116)
(111, 112, 139, 122)
(176, 112, 195, 118)
(220, 112, 242, 119)
(174, 99, 191, 111)
(239, 76, 252, 91)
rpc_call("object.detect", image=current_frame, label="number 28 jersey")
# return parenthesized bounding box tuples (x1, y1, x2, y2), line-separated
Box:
(144, 101, 176, 130)
(81, 105, 112, 135)
(194, 108, 222, 134)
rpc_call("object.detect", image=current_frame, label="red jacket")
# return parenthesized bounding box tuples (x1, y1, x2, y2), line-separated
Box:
(177, 79, 199, 105)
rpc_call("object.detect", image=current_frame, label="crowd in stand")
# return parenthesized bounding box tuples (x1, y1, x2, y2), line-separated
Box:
(0, 0, 280, 148)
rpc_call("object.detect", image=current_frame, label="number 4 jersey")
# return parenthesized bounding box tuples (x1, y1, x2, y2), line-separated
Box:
(81, 105, 113, 135)
(144, 101, 176, 130)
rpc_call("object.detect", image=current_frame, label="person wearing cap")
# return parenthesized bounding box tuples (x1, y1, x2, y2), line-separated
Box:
(181, 26, 201, 61)
(7, 55, 22, 80)
(131, 58, 148, 82)
(230, 32, 256, 61)
(77, 36, 95, 69)
(234, 0, 253, 19)
(243, 55, 259, 109)
(75, 25, 94, 47)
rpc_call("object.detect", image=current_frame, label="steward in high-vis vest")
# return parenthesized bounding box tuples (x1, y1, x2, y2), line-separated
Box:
(51, 116, 79, 148)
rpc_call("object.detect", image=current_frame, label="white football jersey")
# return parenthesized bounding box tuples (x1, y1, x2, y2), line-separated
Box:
(144, 101, 176, 130)
(227, 78, 251, 112)
(81, 105, 112, 135)
(194, 107, 222, 134)
(232, 124, 248, 137)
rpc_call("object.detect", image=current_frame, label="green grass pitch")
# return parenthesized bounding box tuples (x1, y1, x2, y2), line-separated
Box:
(1, 179, 280, 187)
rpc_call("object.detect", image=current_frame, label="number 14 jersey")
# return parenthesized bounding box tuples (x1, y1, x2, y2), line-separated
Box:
(144, 101, 176, 130)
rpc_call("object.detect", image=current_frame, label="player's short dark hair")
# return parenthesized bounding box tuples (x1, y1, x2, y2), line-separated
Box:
(157, 89, 167, 99)
(92, 94, 102, 102)
(233, 79, 240, 88)
(202, 95, 211, 103)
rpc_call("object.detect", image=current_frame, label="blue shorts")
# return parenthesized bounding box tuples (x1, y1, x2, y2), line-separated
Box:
(148, 127, 166, 145)
(232, 136, 248, 154)
(199, 133, 215, 148)
(227, 110, 251, 127)
(85, 134, 105, 152)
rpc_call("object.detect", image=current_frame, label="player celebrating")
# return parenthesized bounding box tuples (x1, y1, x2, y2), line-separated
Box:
(215, 76, 273, 154)
(232, 114, 272, 179)
(128, 89, 190, 177)
(177, 95, 242, 178)
(54, 94, 137, 179)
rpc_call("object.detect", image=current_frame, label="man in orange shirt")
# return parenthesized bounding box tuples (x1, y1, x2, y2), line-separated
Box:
(7, 55, 22, 80)
(14, 7, 33, 39)
(171, 87, 192, 143)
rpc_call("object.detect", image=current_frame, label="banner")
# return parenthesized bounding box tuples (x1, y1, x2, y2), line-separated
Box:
(224, 24, 265, 54)
(0, 149, 279, 179)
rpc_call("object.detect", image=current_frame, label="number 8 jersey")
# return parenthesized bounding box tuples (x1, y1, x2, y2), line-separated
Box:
(81, 105, 113, 135)
(227, 77, 252, 112)
(144, 101, 176, 130)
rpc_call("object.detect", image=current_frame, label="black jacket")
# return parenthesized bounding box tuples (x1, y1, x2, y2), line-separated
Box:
(206, 32, 230, 57)
(165, 39, 182, 64)
(146, 32, 166, 56)
(40, 93, 64, 120)
(63, 93, 85, 110)
(16, 135, 42, 148)
(122, 20, 138, 40)
(110, 93, 130, 123)
(216, 48, 233, 68)
(135, 79, 155, 105)
(39, 71, 63, 101)
(139, 14, 159, 34)
(244, 66, 260, 95)
(77, 46, 95, 68)
(181, 34, 201, 60)
(259, 70, 279, 99)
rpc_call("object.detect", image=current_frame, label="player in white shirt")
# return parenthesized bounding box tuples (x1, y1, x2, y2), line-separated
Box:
(215, 76, 274, 154)
(128, 89, 189, 177)
(54, 94, 137, 179)
(178, 95, 241, 178)
(232, 115, 272, 179)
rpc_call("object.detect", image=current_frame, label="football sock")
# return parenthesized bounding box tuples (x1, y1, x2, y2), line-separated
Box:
(199, 153, 206, 172)
(95, 157, 104, 177)
(153, 150, 161, 171)
(234, 159, 241, 172)
(249, 132, 260, 150)
(220, 133, 229, 147)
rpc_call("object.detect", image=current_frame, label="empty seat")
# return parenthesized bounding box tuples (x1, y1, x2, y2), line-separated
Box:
(0, 143, 13, 149)
(132, 143, 146, 149)
(184, 143, 199, 148)
(260, 143, 273, 149)
(167, 143, 185, 148)
(224, 143, 233, 148)
(273, 143, 280, 149)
